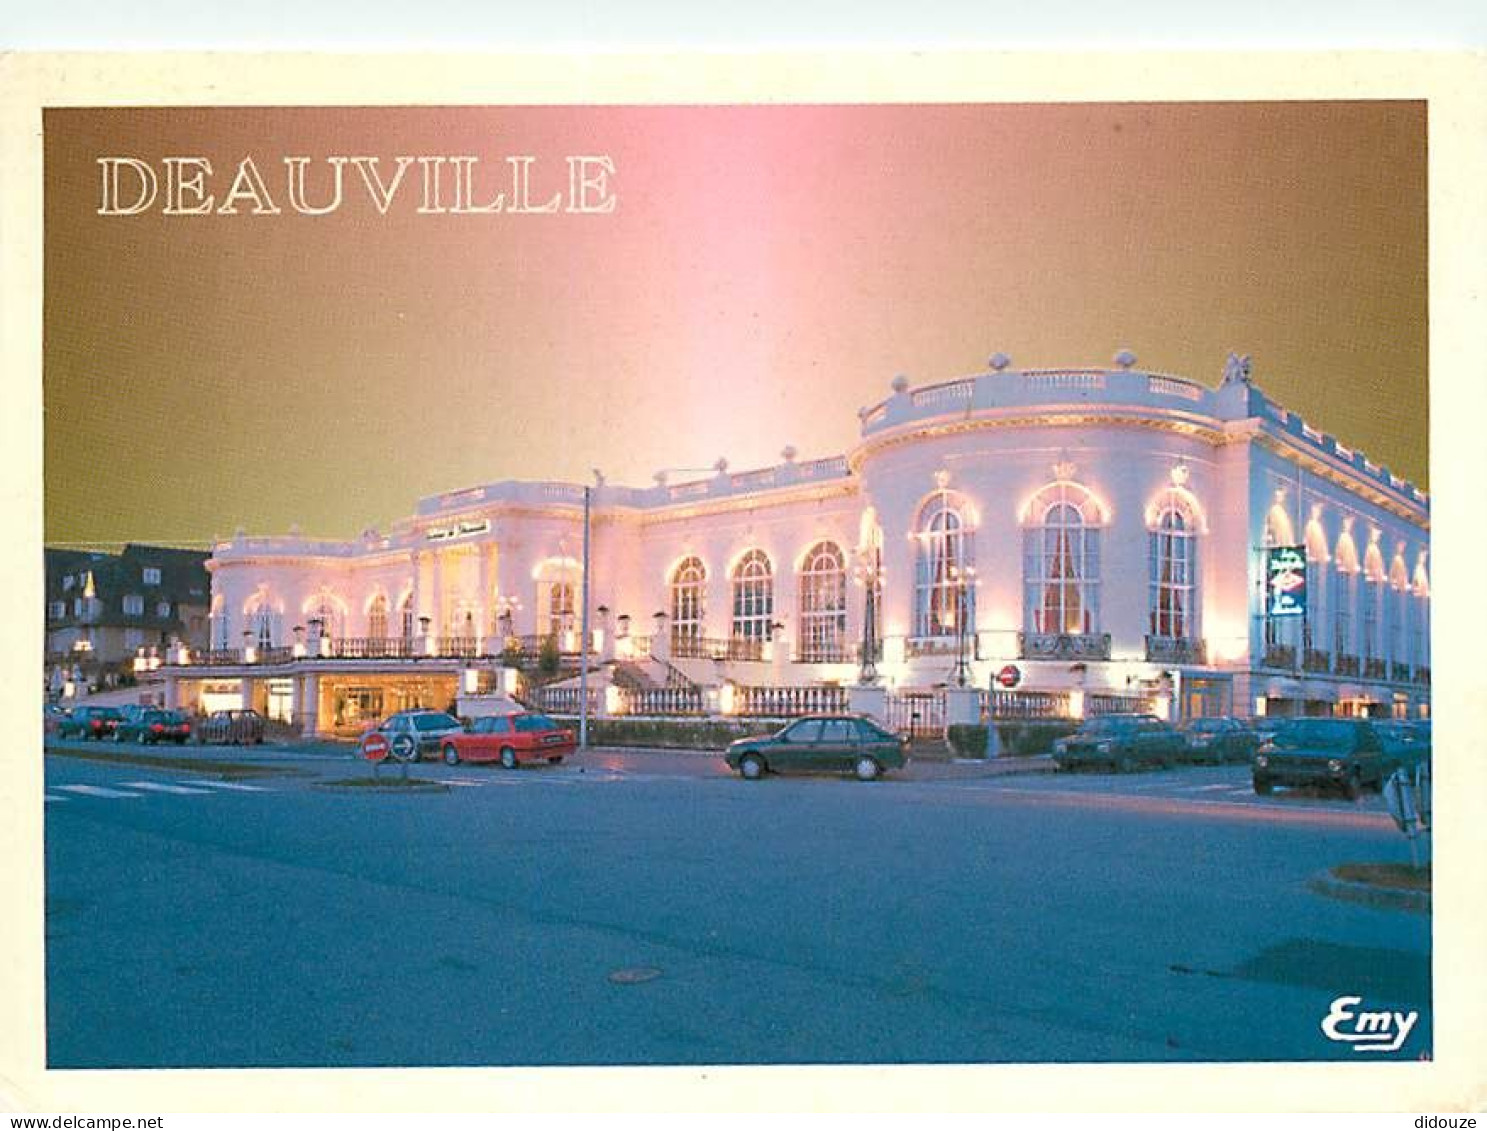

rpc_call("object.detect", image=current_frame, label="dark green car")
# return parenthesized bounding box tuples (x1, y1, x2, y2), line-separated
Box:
(725, 714, 909, 781)
(1252, 718, 1402, 799)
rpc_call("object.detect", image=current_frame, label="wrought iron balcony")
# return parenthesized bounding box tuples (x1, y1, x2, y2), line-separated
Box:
(1303, 649, 1332, 674)
(1363, 658, 1388, 680)
(1333, 654, 1360, 677)
(1143, 635, 1207, 665)
(1018, 632, 1111, 661)
(1261, 644, 1296, 670)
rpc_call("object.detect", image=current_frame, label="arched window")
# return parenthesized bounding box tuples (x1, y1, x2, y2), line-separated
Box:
(245, 595, 280, 649)
(1362, 540, 1386, 670)
(547, 582, 574, 638)
(210, 595, 229, 650)
(1023, 488, 1099, 636)
(1149, 509, 1196, 639)
(1331, 528, 1360, 665)
(731, 550, 774, 643)
(670, 557, 706, 647)
(916, 500, 974, 638)
(1304, 518, 1330, 659)
(368, 594, 389, 640)
(308, 594, 342, 642)
(798, 542, 847, 662)
(400, 593, 416, 640)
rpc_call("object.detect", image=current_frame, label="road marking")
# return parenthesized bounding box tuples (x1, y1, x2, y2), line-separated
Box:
(179, 780, 270, 792)
(1187, 784, 1239, 792)
(122, 781, 215, 795)
(55, 784, 143, 799)
(433, 779, 486, 788)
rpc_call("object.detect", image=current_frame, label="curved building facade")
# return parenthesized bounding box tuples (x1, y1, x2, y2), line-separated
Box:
(173, 356, 1431, 734)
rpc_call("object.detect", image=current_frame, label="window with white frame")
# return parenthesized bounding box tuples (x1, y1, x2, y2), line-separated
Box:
(798, 542, 847, 661)
(156, 600, 171, 618)
(546, 582, 574, 638)
(401, 593, 416, 639)
(368, 594, 389, 640)
(670, 557, 705, 645)
(917, 501, 974, 638)
(247, 601, 278, 649)
(1148, 508, 1197, 639)
(308, 595, 340, 642)
(1332, 570, 1355, 658)
(731, 550, 774, 642)
(1362, 579, 1382, 663)
(143, 567, 161, 586)
(1023, 493, 1098, 636)
(122, 594, 144, 616)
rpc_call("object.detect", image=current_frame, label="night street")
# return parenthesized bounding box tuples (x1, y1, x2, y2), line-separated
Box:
(43, 743, 1431, 1068)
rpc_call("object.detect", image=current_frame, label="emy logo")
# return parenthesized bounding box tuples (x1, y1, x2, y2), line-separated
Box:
(1320, 995, 1420, 1052)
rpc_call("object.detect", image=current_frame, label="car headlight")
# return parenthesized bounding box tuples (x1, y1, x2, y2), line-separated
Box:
(1327, 759, 1343, 773)
(1255, 754, 1269, 768)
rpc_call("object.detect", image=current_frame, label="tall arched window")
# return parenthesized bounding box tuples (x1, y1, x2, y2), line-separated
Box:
(308, 594, 341, 641)
(368, 594, 389, 640)
(731, 550, 774, 643)
(1022, 484, 1101, 637)
(1332, 528, 1360, 668)
(547, 582, 574, 638)
(245, 596, 280, 649)
(210, 595, 229, 650)
(1389, 551, 1409, 672)
(916, 500, 974, 638)
(1362, 540, 1386, 673)
(1304, 518, 1330, 663)
(400, 593, 416, 640)
(670, 557, 706, 648)
(1149, 509, 1196, 639)
(798, 542, 847, 661)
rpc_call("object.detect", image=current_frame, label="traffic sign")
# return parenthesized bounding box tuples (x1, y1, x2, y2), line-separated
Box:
(389, 732, 418, 762)
(995, 664, 1022, 689)
(361, 731, 390, 763)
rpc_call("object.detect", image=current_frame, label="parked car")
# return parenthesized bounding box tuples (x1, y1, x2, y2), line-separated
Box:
(56, 705, 124, 740)
(194, 708, 266, 745)
(44, 704, 69, 735)
(439, 712, 576, 768)
(114, 708, 193, 745)
(725, 714, 910, 781)
(1053, 713, 1187, 772)
(1179, 717, 1260, 764)
(1251, 717, 1399, 799)
(366, 709, 464, 762)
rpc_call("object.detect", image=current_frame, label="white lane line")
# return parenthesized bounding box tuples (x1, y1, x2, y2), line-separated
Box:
(433, 779, 486, 788)
(44, 793, 70, 803)
(122, 781, 215, 795)
(1186, 784, 1240, 792)
(179, 780, 270, 792)
(55, 784, 143, 799)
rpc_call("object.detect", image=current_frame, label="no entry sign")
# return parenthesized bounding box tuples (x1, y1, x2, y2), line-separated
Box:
(996, 664, 1022, 689)
(361, 731, 390, 762)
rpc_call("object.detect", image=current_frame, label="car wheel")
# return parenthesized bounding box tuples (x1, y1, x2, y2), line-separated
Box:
(1253, 776, 1274, 796)
(500, 746, 518, 770)
(442, 744, 460, 766)
(1342, 772, 1363, 802)
(854, 755, 882, 782)
(738, 753, 765, 780)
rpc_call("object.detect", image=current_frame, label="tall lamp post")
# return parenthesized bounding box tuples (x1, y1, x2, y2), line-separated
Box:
(853, 544, 883, 684)
(948, 563, 977, 688)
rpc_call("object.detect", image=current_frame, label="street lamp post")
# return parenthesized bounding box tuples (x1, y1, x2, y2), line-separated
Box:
(949, 564, 977, 688)
(853, 544, 882, 685)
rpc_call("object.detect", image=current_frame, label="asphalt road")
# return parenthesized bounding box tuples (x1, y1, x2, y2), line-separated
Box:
(43, 743, 1431, 1068)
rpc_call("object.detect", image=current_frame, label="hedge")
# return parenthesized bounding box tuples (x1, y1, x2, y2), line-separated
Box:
(992, 720, 1081, 757)
(551, 716, 783, 751)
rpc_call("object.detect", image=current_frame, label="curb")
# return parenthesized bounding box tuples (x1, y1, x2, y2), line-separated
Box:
(1306, 874, 1431, 915)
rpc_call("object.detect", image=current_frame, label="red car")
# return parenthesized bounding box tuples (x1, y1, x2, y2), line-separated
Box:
(439, 712, 576, 768)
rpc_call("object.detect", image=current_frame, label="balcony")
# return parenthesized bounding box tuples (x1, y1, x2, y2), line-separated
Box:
(1261, 644, 1296, 670)
(1018, 632, 1111, 662)
(670, 634, 766, 662)
(1390, 661, 1411, 682)
(1414, 666, 1431, 686)
(1143, 636, 1207, 666)
(1303, 649, 1332, 674)
(1334, 654, 1361, 677)
(1364, 658, 1388, 681)
(907, 635, 982, 659)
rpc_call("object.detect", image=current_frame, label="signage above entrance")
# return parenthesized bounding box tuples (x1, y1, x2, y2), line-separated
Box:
(426, 520, 490, 542)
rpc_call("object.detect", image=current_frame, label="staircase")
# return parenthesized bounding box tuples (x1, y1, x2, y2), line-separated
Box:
(611, 657, 696, 692)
